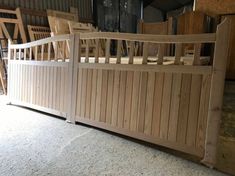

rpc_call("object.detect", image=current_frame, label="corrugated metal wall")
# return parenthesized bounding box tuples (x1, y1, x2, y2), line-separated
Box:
(0, 0, 93, 26)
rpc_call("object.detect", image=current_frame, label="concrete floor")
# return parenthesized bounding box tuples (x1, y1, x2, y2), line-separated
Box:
(0, 95, 228, 176)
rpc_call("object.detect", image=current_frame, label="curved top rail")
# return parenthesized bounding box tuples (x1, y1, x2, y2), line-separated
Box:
(9, 34, 72, 49)
(79, 32, 216, 44)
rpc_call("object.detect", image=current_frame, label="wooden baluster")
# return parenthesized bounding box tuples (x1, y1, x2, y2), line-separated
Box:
(116, 40, 122, 64)
(54, 41, 58, 61)
(48, 42, 51, 61)
(24, 48, 27, 60)
(85, 39, 89, 63)
(13, 49, 16, 60)
(193, 43, 202, 65)
(95, 39, 99, 63)
(142, 42, 149, 64)
(129, 41, 134, 64)
(29, 47, 32, 60)
(19, 49, 22, 60)
(174, 43, 182, 65)
(61, 41, 65, 62)
(41, 44, 44, 61)
(105, 39, 111, 63)
(157, 43, 165, 65)
(35, 46, 38, 60)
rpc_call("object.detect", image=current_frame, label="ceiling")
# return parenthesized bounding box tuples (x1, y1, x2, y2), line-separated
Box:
(144, 0, 194, 12)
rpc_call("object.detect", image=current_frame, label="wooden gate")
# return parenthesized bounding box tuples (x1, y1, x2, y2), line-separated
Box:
(7, 19, 230, 167)
(70, 19, 230, 166)
(8, 34, 74, 119)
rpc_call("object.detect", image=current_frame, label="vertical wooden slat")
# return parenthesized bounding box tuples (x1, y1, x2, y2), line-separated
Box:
(95, 69, 103, 121)
(85, 69, 93, 118)
(196, 74, 211, 150)
(85, 39, 89, 63)
(137, 72, 148, 132)
(41, 66, 46, 106)
(49, 66, 53, 108)
(41, 44, 44, 61)
(100, 70, 108, 122)
(81, 69, 88, 117)
(35, 46, 38, 60)
(14, 49, 16, 60)
(193, 43, 202, 65)
(168, 73, 182, 142)
(54, 42, 58, 61)
(111, 70, 120, 126)
(55, 67, 60, 110)
(177, 74, 192, 144)
(116, 40, 122, 64)
(186, 75, 202, 146)
(142, 42, 149, 64)
(128, 41, 134, 64)
(59, 67, 65, 111)
(29, 47, 32, 60)
(39, 66, 44, 106)
(160, 73, 173, 139)
(19, 49, 22, 60)
(90, 69, 97, 120)
(117, 71, 127, 128)
(20, 64, 24, 102)
(152, 72, 164, 137)
(144, 72, 155, 135)
(76, 68, 83, 116)
(37, 65, 41, 105)
(45, 66, 50, 108)
(62, 41, 66, 62)
(123, 71, 134, 130)
(53, 67, 57, 109)
(106, 70, 114, 124)
(130, 71, 141, 131)
(174, 43, 182, 65)
(95, 39, 99, 63)
(48, 42, 51, 61)
(23, 48, 27, 60)
(105, 39, 111, 63)
(157, 44, 165, 65)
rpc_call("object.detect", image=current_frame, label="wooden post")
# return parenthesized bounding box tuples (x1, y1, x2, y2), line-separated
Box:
(67, 34, 80, 123)
(201, 18, 231, 167)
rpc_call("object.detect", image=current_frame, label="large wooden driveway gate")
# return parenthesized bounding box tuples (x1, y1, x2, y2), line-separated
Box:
(7, 19, 230, 167)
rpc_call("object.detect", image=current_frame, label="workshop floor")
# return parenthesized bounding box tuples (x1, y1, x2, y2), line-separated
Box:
(0, 95, 228, 176)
